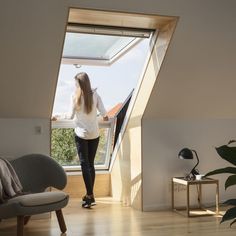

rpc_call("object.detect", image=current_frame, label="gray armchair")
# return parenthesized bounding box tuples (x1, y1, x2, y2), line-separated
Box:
(0, 154, 69, 236)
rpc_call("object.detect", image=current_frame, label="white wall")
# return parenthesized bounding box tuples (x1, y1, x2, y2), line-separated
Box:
(139, 0, 236, 210)
(0, 1, 67, 118)
(0, 119, 50, 160)
(142, 119, 236, 210)
(143, 0, 236, 119)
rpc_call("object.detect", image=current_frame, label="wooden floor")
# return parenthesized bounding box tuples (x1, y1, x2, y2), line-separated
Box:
(0, 198, 235, 236)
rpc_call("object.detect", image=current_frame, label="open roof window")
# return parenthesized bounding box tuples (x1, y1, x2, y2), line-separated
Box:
(52, 18, 155, 170)
(62, 24, 153, 66)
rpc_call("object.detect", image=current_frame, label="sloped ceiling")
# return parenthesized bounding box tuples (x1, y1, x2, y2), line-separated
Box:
(1, 0, 236, 119)
(143, 0, 236, 119)
(0, 1, 68, 118)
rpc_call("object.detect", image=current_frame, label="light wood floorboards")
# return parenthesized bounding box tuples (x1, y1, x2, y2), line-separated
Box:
(0, 198, 235, 236)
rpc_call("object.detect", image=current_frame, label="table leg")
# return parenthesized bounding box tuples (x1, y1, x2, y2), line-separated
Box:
(187, 183, 190, 217)
(199, 184, 202, 209)
(172, 179, 174, 210)
(216, 181, 219, 214)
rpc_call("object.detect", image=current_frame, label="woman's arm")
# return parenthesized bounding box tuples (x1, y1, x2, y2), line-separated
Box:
(96, 93, 108, 120)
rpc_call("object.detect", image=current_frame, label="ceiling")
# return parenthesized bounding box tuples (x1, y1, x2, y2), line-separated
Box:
(1, 1, 236, 119)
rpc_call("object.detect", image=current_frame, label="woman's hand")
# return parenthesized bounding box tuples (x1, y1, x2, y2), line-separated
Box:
(51, 116, 58, 121)
(103, 115, 109, 121)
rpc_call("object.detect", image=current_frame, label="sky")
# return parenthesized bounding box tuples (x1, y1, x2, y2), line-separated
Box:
(52, 37, 151, 115)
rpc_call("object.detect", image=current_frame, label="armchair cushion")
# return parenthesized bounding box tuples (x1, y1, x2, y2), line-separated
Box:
(0, 192, 69, 219)
(8, 192, 68, 207)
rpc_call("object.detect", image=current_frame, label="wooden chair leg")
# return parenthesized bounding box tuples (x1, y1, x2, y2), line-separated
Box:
(17, 216, 24, 236)
(55, 209, 67, 233)
(24, 216, 31, 225)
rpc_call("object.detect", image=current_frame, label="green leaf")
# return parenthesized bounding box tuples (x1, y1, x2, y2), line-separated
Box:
(223, 199, 236, 206)
(205, 167, 236, 177)
(225, 175, 236, 190)
(230, 219, 236, 227)
(216, 145, 236, 165)
(228, 140, 236, 145)
(221, 207, 236, 224)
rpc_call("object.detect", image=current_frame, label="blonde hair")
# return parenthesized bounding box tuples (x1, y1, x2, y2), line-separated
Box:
(74, 72, 93, 114)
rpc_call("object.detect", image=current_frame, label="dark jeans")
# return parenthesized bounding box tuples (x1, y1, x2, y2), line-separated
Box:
(75, 135, 99, 196)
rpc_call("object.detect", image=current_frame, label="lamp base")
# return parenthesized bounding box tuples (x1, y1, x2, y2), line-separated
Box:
(184, 169, 199, 180)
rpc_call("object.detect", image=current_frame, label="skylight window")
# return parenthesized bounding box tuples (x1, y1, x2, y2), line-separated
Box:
(63, 32, 136, 61)
(62, 24, 153, 66)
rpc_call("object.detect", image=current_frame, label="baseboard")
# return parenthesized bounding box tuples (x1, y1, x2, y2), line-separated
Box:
(142, 200, 225, 212)
(143, 204, 171, 211)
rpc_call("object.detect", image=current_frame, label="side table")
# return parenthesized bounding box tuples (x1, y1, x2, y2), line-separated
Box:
(171, 177, 219, 217)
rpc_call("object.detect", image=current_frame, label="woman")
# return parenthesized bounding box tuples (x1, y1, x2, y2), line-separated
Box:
(63, 72, 108, 208)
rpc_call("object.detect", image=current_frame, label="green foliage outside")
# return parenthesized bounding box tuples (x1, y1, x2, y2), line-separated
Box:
(51, 128, 108, 166)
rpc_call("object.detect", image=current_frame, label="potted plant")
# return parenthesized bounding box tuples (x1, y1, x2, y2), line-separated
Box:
(206, 140, 236, 226)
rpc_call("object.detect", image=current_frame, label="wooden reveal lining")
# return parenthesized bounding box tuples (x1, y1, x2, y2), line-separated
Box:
(64, 8, 178, 211)
(68, 8, 177, 29)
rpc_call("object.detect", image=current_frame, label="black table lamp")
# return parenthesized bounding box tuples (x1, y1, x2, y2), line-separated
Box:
(178, 148, 200, 179)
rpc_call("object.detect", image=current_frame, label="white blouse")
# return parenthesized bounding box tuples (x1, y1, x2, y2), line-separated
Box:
(67, 90, 107, 140)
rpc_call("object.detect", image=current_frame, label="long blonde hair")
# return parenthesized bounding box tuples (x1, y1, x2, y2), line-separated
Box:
(74, 72, 93, 114)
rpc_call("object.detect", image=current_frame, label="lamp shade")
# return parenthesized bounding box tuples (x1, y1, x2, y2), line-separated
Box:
(178, 148, 193, 160)
(178, 147, 200, 178)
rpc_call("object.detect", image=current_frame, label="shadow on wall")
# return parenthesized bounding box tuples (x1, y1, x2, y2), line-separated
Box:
(131, 173, 142, 207)
(118, 114, 143, 207)
(119, 130, 131, 206)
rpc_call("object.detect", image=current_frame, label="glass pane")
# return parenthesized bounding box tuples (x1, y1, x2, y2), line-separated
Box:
(53, 37, 151, 116)
(51, 128, 78, 166)
(63, 32, 135, 60)
(96, 128, 109, 165)
(51, 127, 109, 167)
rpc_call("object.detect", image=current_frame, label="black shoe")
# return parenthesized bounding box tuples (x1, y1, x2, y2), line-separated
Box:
(82, 197, 92, 208)
(82, 195, 96, 206)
